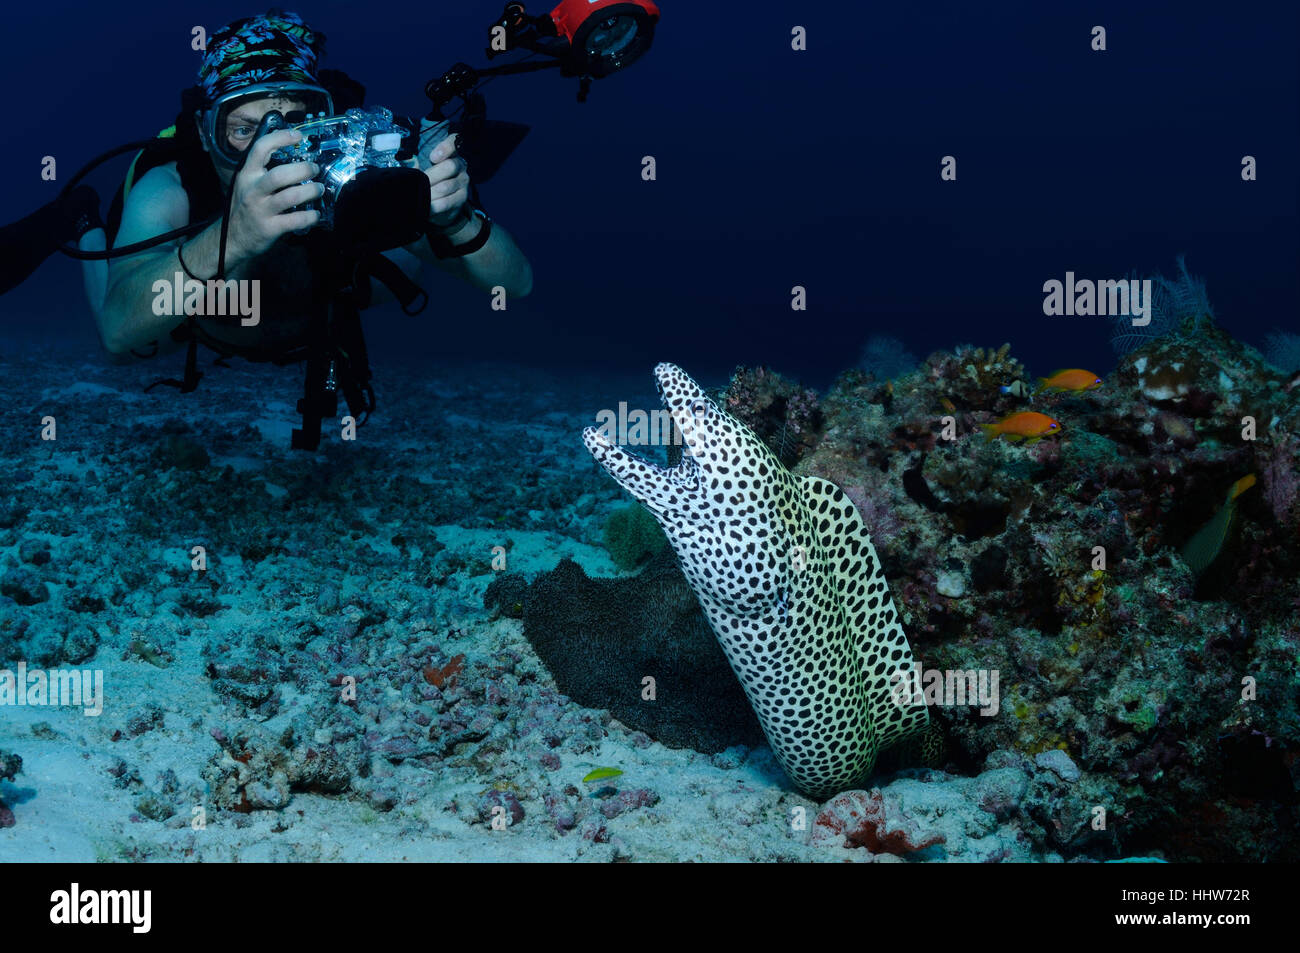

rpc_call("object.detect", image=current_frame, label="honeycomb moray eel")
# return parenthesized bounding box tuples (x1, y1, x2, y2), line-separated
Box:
(583, 363, 929, 800)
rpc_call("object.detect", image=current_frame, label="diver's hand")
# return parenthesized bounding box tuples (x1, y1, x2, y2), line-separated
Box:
(425, 135, 470, 225)
(224, 129, 324, 266)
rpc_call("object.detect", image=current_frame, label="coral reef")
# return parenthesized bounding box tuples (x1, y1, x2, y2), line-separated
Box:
(812, 788, 946, 854)
(601, 504, 666, 571)
(722, 365, 824, 467)
(1110, 255, 1215, 357)
(203, 723, 352, 813)
(1261, 433, 1299, 528)
(859, 334, 919, 381)
(798, 325, 1300, 860)
(0, 749, 20, 828)
(1263, 330, 1300, 376)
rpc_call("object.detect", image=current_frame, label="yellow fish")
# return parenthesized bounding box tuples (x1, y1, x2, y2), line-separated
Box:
(1228, 473, 1257, 499)
(1182, 474, 1255, 576)
(1037, 369, 1102, 394)
(582, 767, 624, 783)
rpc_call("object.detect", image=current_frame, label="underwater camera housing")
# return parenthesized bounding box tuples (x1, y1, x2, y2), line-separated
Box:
(260, 107, 432, 252)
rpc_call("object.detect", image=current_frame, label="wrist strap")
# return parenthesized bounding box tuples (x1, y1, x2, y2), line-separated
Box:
(425, 209, 492, 260)
(428, 204, 473, 235)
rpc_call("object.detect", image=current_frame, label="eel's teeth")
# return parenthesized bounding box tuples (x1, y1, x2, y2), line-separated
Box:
(622, 445, 666, 472)
(583, 425, 671, 484)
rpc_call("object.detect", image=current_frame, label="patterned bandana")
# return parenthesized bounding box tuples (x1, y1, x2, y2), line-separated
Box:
(197, 10, 325, 104)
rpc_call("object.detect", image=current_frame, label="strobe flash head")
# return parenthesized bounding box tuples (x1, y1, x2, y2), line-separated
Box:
(431, 1, 661, 112)
(548, 0, 660, 78)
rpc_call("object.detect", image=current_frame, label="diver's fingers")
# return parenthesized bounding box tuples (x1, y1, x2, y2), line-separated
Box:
(274, 208, 321, 233)
(429, 188, 469, 218)
(245, 129, 303, 171)
(424, 156, 468, 186)
(428, 137, 459, 165)
(427, 171, 469, 200)
(265, 182, 324, 213)
(262, 161, 320, 193)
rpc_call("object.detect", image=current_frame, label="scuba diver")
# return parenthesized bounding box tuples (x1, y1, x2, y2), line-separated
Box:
(90, 10, 529, 354)
(3, 2, 665, 447)
(1, 10, 533, 447)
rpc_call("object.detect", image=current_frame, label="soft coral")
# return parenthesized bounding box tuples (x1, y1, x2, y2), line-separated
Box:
(423, 654, 465, 690)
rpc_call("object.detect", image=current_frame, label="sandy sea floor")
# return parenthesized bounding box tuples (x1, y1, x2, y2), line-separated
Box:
(0, 343, 1053, 862)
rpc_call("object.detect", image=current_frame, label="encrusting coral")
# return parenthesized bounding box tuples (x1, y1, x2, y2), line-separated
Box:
(0, 749, 21, 828)
(793, 324, 1300, 859)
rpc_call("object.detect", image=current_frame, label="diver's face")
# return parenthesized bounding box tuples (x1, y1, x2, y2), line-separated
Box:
(201, 95, 307, 186)
(221, 95, 306, 156)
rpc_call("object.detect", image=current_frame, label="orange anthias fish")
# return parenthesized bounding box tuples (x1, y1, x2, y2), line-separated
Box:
(980, 411, 1062, 443)
(1037, 369, 1103, 393)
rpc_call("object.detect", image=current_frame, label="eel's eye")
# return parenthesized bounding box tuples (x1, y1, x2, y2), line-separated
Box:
(690, 398, 709, 418)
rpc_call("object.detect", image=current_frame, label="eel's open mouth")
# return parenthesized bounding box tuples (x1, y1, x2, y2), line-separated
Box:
(582, 368, 699, 486)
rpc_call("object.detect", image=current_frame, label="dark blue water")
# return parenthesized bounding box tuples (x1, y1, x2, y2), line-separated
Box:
(0, 0, 1295, 387)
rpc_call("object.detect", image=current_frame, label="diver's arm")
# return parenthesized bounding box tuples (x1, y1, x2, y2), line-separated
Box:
(97, 166, 194, 356)
(99, 132, 322, 355)
(99, 168, 260, 355)
(399, 214, 533, 297)
(399, 135, 533, 297)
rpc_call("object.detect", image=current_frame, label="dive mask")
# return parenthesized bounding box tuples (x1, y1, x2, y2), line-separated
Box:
(200, 82, 334, 169)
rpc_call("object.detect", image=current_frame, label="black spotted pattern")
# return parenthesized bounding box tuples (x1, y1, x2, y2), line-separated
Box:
(582, 363, 929, 800)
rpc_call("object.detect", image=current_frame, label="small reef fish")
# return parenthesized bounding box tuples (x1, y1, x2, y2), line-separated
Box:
(582, 767, 624, 783)
(980, 411, 1062, 443)
(1036, 369, 1103, 394)
(999, 380, 1030, 398)
(1228, 473, 1256, 498)
(1182, 474, 1256, 577)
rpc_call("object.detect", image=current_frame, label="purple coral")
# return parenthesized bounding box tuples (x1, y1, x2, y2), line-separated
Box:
(1262, 434, 1299, 526)
(843, 485, 903, 544)
(723, 366, 825, 466)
